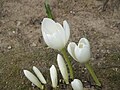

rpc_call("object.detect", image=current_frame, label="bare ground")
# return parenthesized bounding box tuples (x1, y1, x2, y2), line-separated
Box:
(0, 0, 120, 90)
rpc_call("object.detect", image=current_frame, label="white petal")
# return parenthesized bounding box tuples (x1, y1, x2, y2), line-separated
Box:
(56, 22, 64, 31)
(42, 32, 55, 48)
(42, 33, 63, 50)
(71, 79, 83, 90)
(74, 46, 82, 62)
(56, 23, 66, 46)
(42, 31, 65, 50)
(67, 42, 77, 60)
(23, 70, 44, 89)
(50, 65, 58, 88)
(78, 38, 90, 49)
(57, 54, 69, 84)
(41, 18, 57, 34)
(33, 66, 47, 84)
(75, 45, 90, 63)
(48, 33, 65, 50)
(63, 20, 70, 42)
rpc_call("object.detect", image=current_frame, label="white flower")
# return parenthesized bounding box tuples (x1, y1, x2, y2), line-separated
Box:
(50, 65, 58, 88)
(57, 54, 69, 84)
(41, 18, 70, 50)
(67, 38, 90, 63)
(33, 66, 47, 84)
(71, 79, 83, 90)
(23, 70, 44, 89)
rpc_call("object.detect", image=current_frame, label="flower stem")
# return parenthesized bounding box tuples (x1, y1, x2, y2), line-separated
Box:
(44, 0, 54, 19)
(61, 48, 74, 80)
(85, 62, 101, 87)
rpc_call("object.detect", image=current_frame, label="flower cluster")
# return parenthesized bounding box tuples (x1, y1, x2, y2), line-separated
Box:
(23, 18, 101, 90)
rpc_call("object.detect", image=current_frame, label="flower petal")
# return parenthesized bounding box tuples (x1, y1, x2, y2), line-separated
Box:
(78, 38, 90, 49)
(50, 65, 58, 88)
(75, 45, 90, 63)
(42, 32, 55, 48)
(67, 42, 77, 60)
(33, 66, 47, 84)
(71, 79, 83, 90)
(48, 33, 65, 50)
(57, 54, 69, 84)
(42, 32, 63, 50)
(23, 70, 44, 89)
(41, 18, 57, 34)
(74, 46, 82, 62)
(56, 23, 66, 46)
(63, 20, 70, 43)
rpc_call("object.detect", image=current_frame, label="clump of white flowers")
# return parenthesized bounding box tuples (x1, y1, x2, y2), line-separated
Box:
(23, 18, 101, 90)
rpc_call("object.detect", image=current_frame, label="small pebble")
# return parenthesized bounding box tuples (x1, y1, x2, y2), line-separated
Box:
(6, 82, 8, 84)
(31, 83, 35, 87)
(32, 61, 35, 63)
(31, 42, 37, 47)
(12, 31, 15, 34)
(10, 62, 13, 64)
(106, 50, 110, 53)
(8, 46, 12, 49)
(84, 68, 87, 70)
(82, 70, 85, 73)
(21, 82, 24, 84)
(16, 21, 21, 27)
(70, 11, 73, 13)
(70, 10, 75, 14)
(113, 68, 118, 72)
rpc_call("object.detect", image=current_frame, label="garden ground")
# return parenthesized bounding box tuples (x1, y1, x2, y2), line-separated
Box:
(0, 0, 120, 90)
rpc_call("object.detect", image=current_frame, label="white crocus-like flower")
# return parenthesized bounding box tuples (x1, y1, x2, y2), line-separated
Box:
(23, 70, 44, 89)
(57, 54, 69, 84)
(67, 38, 90, 63)
(50, 65, 58, 88)
(33, 66, 47, 84)
(71, 79, 83, 90)
(41, 18, 70, 51)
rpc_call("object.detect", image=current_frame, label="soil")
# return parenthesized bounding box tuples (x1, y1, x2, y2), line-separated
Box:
(0, 0, 120, 90)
